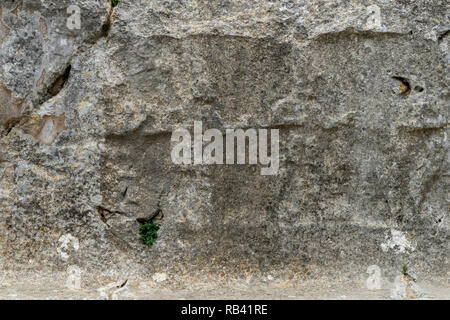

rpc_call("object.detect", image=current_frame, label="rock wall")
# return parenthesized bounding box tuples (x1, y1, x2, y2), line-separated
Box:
(0, 1, 448, 286)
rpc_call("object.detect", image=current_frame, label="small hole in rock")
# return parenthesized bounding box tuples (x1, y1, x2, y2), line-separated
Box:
(392, 76, 411, 95)
(101, 23, 111, 35)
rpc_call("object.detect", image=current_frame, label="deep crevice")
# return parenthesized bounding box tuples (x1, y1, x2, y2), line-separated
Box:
(40, 65, 71, 104)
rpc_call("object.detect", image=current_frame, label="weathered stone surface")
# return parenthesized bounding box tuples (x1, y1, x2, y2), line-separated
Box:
(0, 0, 448, 292)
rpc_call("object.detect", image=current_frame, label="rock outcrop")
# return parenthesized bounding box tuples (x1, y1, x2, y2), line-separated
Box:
(0, 1, 448, 288)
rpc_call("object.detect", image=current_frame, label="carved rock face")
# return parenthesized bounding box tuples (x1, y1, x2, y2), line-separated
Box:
(0, 1, 448, 288)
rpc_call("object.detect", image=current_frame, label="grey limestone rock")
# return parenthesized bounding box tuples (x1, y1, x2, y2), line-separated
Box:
(0, 0, 448, 289)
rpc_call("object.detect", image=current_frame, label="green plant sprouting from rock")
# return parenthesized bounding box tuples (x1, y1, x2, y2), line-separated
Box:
(401, 264, 408, 275)
(111, 0, 121, 7)
(139, 222, 160, 246)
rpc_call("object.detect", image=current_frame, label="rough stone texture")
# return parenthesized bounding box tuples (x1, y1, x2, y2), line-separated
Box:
(0, 0, 448, 293)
